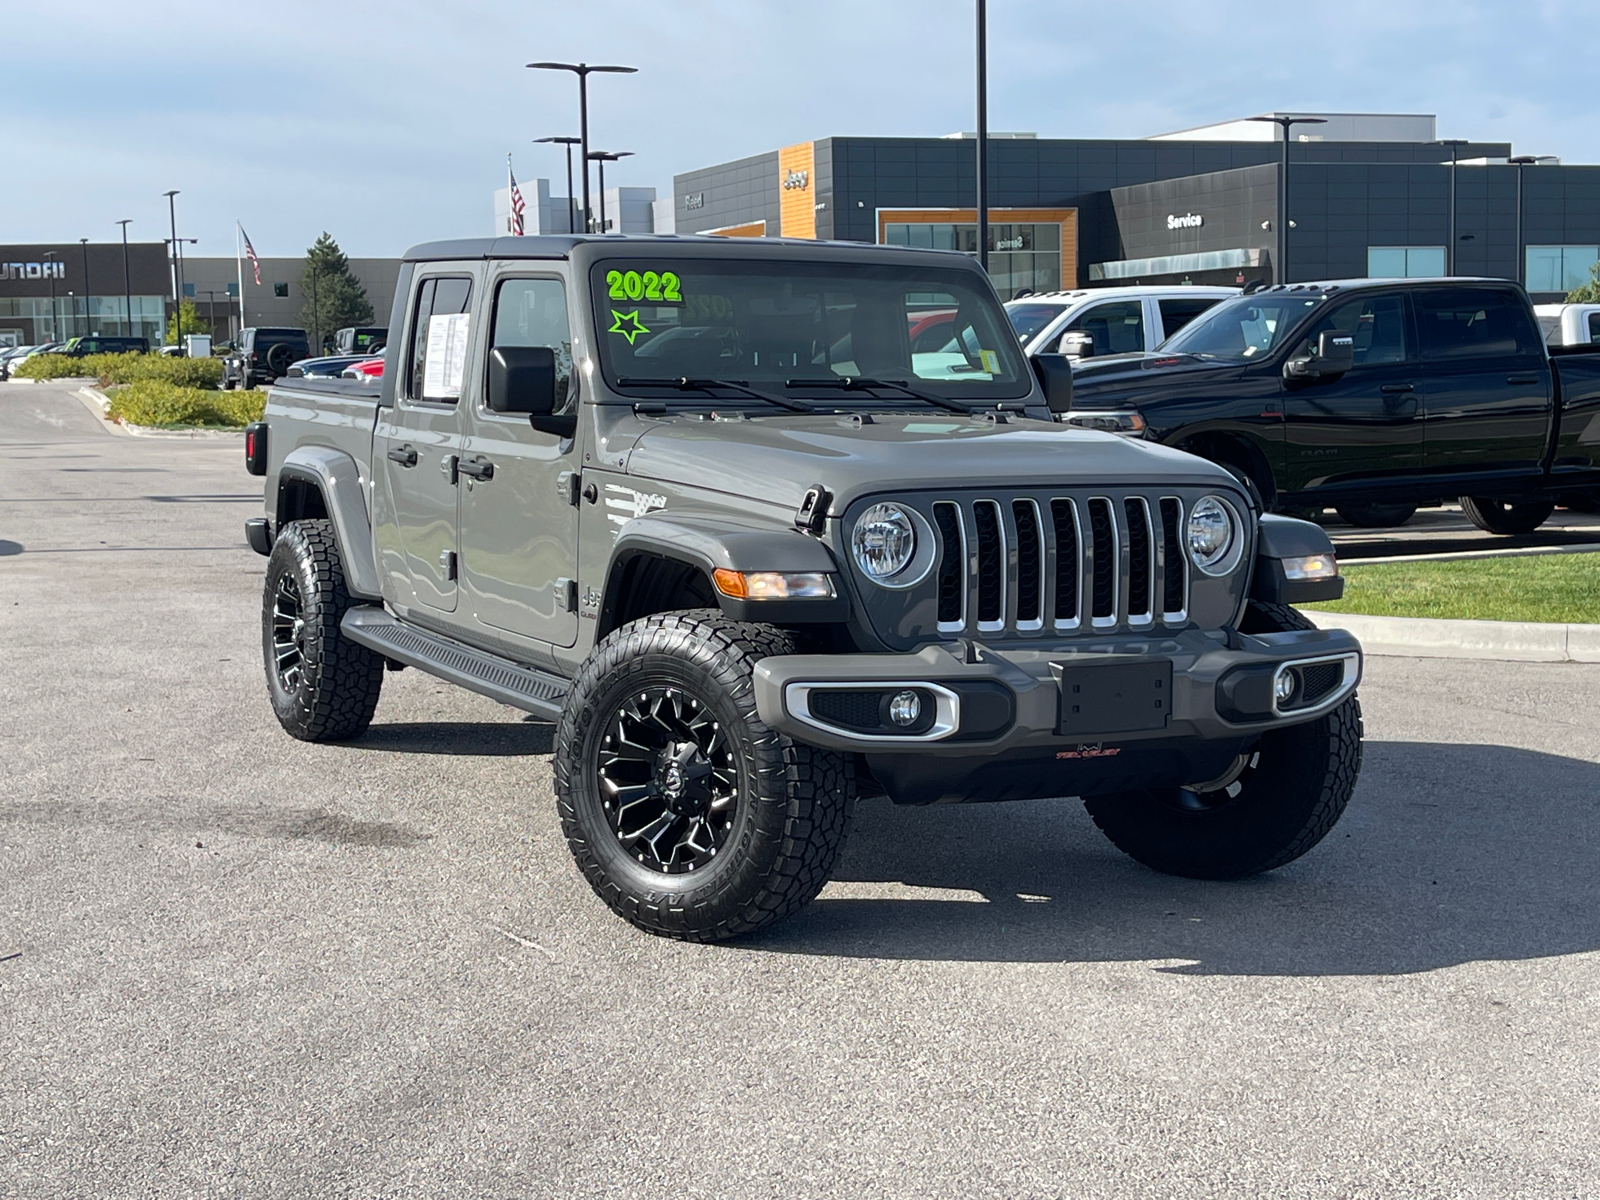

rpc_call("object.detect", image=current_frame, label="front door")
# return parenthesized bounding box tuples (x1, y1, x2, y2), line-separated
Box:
(372, 273, 476, 613)
(1416, 286, 1552, 481)
(458, 273, 581, 647)
(1280, 290, 1422, 494)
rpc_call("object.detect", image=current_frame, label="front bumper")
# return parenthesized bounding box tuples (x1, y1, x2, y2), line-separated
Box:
(752, 628, 1362, 804)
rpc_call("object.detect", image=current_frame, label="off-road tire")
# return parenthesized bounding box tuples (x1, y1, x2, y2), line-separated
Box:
(1460, 495, 1555, 535)
(554, 610, 855, 941)
(265, 342, 293, 376)
(1083, 600, 1363, 880)
(1335, 502, 1417, 528)
(261, 519, 383, 742)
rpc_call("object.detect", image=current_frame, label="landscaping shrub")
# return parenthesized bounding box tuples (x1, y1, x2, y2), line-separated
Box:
(15, 351, 224, 388)
(105, 380, 264, 428)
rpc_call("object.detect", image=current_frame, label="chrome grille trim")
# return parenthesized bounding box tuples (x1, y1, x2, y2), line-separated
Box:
(1050, 498, 1081, 631)
(1124, 496, 1154, 627)
(933, 501, 967, 633)
(1012, 498, 1045, 632)
(1159, 496, 1189, 624)
(972, 500, 1007, 633)
(1087, 498, 1118, 629)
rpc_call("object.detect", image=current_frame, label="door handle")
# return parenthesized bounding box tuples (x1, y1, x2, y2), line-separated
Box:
(1379, 383, 1414, 393)
(386, 445, 418, 467)
(1506, 373, 1541, 385)
(458, 457, 495, 481)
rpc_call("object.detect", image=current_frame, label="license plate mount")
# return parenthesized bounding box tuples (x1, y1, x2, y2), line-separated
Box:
(1056, 660, 1173, 737)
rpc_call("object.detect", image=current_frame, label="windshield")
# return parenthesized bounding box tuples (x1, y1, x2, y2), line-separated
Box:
(1005, 302, 1066, 342)
(1157, 292, 1324, 360)
(592, 259, 1030, 400)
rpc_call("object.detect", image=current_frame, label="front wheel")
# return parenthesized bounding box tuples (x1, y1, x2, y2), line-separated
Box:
(1084, 601, 1363, 880)
(554, 610, 855, 941)
(1335, 502, 1417, 528)
(1460, 495, 1554, 535)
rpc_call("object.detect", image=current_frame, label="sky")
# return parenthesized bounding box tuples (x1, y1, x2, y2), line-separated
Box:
(3, 0, 1595, 259)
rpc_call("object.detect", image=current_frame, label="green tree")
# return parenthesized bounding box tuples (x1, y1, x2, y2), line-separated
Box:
(1565, 260, 1600, 303)
(164, 299, 211, 345)
(300, 232, 373, 352)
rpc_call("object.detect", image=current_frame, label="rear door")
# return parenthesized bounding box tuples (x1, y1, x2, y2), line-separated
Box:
(1417, 286, 1551, 479)
(372, 269, 476, 613)
(457, 271, 581, 647)
(1280, 290, 1422, 491)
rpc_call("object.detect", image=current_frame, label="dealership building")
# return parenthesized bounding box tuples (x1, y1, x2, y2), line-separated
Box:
(672, 113, 1600, 302)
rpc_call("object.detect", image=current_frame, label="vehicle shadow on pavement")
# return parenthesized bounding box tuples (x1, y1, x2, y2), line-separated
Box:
(750, 741, 1600, 975)
(343, 721, 555, 757)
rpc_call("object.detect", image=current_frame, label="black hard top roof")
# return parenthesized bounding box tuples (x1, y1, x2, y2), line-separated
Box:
(1246, 276, 1522, 296)
(401, 233, 974, 266)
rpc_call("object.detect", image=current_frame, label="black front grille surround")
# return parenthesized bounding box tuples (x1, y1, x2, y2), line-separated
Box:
(845, 489, 1241, 643)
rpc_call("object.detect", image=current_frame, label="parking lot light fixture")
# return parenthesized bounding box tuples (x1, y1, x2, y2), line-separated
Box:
(526, 62, 637, 233)
(115, 220, 133, 339)
(1248, 115, 1326, 284)
(163, 190, 180, 322)
(79, 239, 91, 336)
(537, 136, 582, 235)
(587, 151, 633, 232)
(43, 251, 58, 341)
(1438, 139, 1470, 275)
(976, 0, 988, 270)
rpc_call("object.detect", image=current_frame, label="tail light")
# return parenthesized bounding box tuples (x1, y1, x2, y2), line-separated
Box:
(244, 422, 268, 475)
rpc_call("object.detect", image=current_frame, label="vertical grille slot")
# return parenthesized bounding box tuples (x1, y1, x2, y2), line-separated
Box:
(1160, 497, 1186, 619)
(1087, 498, 1117, 625)
(933, 501, 966, 630)
(1050, 498, 1079, 628)
(1124, 497, 1153, 624)
(973, 500, 1005, 630)
(1012, 499, 1043, 629)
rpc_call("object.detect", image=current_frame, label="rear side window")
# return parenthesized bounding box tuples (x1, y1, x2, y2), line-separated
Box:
(406, 277, 473, 402)
(1415, 289, 1540, 361)
(1589, 313, 1600, 343)
(1158, 297, 1222, 340)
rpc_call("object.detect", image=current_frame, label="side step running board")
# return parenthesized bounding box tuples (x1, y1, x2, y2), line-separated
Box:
(341, 607, 568, 722)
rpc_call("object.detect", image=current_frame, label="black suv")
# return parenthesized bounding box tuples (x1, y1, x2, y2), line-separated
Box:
(58, 335, 149, 357)
(224, 327, 311, 389)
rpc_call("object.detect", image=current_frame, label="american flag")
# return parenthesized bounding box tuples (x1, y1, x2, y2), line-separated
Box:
(240, 223, 261, 285)
(507, 155, 526, 236)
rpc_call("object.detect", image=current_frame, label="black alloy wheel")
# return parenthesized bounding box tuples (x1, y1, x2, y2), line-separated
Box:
(270, 571, 308, 693)
(597, 684, 739, 875)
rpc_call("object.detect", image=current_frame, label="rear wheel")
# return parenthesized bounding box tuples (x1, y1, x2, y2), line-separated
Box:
(554, 610, 855, 941)
(1083, 601, 1362, 880)
(1335, 502, 1417, 528)
(1459, 495, 1554, 535)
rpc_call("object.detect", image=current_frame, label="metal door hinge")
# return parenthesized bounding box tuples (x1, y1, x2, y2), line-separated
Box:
(440, 454, 458, 485)
(557, 470, 581, 506)
(439, 549, 457, 581)
(556, 577, 577, 612)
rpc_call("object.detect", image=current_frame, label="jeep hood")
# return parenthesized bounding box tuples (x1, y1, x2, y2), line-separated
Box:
(624, 411, 1235, 511)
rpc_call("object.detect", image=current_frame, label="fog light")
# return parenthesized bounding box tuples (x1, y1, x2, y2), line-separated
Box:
(1274, 670, 1296, 705)
(888, 689, 922, 727)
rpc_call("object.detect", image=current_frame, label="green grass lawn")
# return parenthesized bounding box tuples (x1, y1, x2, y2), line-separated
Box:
(1311, 553, 1600, 623)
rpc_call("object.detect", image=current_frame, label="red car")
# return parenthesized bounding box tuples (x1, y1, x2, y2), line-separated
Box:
(340, 353, 384, 380)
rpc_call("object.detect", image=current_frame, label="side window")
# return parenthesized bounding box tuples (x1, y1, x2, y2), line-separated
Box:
(1588, 312, 1600, 344)
(1415, 288, 1540, 362)
(488, 278, 573, 412)
(1158, 297, 1221, 341)
(1064, 300, 1144, 355)
(405, 276, 473, 402)
(1298, 295, 1409, 366)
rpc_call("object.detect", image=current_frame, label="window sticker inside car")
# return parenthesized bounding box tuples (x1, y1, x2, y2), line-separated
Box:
(979, 349, 1000, 374)
(606, 269, 682, 303)
(608, 310, 651, 345)
(422, 312, 471, 399)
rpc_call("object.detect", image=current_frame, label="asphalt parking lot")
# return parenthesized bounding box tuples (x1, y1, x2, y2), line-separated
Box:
(4, 380, 1600, 1199)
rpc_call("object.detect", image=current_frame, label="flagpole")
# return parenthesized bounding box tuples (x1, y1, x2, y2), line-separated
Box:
(235, 221, 245, 339)
(507, 154, 514, 235)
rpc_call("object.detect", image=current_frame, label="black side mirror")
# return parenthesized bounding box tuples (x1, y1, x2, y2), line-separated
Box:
(1285, 330, 1355, 380)
(1030, 353, 1074, 414)
(1060, 330, 1095, 359)
(489, 345, 557, 415)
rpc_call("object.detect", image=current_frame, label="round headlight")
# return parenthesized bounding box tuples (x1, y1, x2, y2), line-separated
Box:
(852, 503, 917, 580)
(1187, 496, 1238, 575)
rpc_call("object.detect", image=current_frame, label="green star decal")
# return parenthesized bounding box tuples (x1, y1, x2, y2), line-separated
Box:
(608, 309, 650, 345)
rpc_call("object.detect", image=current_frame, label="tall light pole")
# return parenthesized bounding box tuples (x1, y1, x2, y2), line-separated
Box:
(1248, 115, 1325, 285)
(536, 135, 583, 233)
(975, 0, 989, 271)
(115, 220, 133, 339)
(43, 252, 58, 342)
(1438, 139, 1470, 275)
(163, 191, 180, 332)
(1509, 155, 1541, 285)
(587, 151, 633, 232)
(525, 62, 637, 233)
(79, 238, 91, 336)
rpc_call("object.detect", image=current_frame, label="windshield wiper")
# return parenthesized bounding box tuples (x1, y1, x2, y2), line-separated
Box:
(785, 376, 1010, 414)
(615, 376, 814, 412)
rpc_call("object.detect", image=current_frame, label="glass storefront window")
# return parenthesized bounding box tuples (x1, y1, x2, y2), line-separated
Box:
(1367, 246, 1446, 278)
(883, 221, 1064, 300)
(1525, 245, 1599, 293)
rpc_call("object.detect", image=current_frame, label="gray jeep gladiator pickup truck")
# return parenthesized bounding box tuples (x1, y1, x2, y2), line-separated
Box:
(243, 234, 1363, 941)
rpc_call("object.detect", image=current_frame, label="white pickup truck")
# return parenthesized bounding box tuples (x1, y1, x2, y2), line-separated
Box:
(1006, 285, 1239, 360)
(1536, 303, 1600, 347)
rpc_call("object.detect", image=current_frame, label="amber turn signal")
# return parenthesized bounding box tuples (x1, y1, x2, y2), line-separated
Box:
(712, 569, 835, 600)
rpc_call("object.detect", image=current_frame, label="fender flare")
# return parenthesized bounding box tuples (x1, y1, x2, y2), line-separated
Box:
(276, 446, 383, 600)
(604, 513, 847, 626)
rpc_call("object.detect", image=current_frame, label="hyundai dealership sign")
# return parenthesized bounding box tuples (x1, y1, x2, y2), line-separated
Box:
(1, 261, 67, 280)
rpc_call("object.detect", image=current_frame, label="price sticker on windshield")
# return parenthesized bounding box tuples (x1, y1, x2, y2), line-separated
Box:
(605, 268, 682, 304)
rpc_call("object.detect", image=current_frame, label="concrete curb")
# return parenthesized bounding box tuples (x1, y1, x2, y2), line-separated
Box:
(76, 387, 242, 440)
(1302, 608, 1600, 663)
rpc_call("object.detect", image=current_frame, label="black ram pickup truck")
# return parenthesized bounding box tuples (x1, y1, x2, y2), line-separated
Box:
(1063, 279, 1600, 532)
